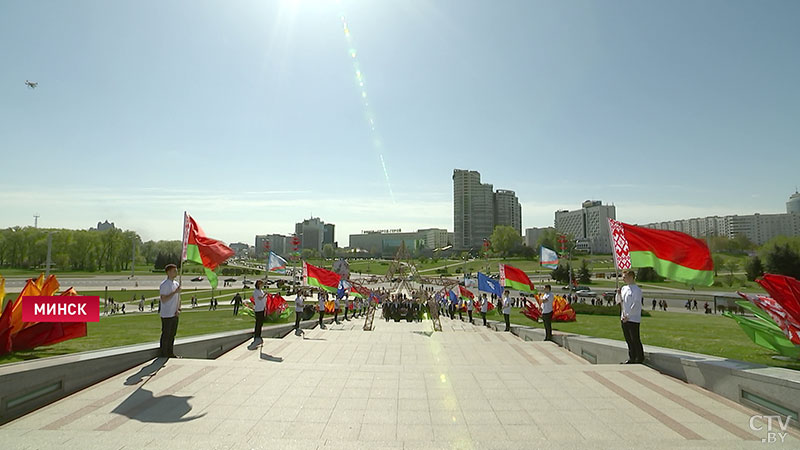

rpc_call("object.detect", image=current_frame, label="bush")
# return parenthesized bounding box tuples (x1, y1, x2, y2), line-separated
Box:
(636, 267, 664, 282)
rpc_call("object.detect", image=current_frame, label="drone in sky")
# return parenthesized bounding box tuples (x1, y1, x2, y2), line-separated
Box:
(25, 80, 38, 89)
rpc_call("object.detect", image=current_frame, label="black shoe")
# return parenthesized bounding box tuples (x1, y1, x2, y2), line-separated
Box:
(622, 360, 637, 364)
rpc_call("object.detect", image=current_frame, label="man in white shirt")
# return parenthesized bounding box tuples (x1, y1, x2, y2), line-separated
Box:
(158, 264, 181, 358)
(539, 285, 555, 341)
(466, 294, 474, 324)
(252, 280, 267, 344)
(502, 290, 512, 332)
(480, 293, 489, 327)
(294, 289, 305, 336)
(318, 291, 327, 330)
(616, 270, 644, 364)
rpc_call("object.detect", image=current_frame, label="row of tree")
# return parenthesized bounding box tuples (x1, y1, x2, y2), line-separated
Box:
(0, 227, 186, 272)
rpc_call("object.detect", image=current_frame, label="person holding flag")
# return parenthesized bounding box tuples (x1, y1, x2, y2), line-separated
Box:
(480, 293, 489, 327)
(158, 264, 181, 358)
(317, 290, 327, 330)
(616, 270, 644, 364)
(294, 289, 305, 336)
(466, 291, 474, 324)
(539, 285, 554, 341)
(501, 289, 512, 332)
(252, 280, 267, 344)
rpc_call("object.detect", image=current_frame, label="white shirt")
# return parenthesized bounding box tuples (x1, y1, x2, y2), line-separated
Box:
(502, 295, 512, 314)
(295, 294, 304, 312)
(318, 294, 325, 309)
(159, 278, 180, 318)
(467, 298, 473, 311)
(541, 292, 555, 314)
(252, 288, 267, 312)
(480, 297, 488, 313)
(617, 283, 643, 323)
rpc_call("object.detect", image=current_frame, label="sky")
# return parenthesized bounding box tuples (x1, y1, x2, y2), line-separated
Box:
(1, 0, 799, 246)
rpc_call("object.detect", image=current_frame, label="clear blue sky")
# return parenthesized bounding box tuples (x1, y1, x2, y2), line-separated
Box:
(2, 0, 799, 245)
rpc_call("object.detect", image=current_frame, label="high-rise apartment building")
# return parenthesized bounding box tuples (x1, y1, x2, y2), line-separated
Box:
(453, 169, 522, 251)
(295, 217, 333, 253)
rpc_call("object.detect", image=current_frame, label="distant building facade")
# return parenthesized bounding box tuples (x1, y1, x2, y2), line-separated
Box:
(524, 227, 554, 248)
(255, 234, 291, 259)
(295, 217, 334, 253)
(229, 242, 249, 258)
(554, 200, 616, 254)
(91, 220, 115, 231)
(349, 228, 452, 258)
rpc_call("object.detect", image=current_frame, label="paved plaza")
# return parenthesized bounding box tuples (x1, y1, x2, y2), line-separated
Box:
(1, 319, 798, 449)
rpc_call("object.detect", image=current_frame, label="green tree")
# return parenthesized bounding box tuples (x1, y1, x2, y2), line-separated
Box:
(744, 256, 764, 281)
(578, 259, 592, 284)
(489, 226, 522, 256)
(764, 244, 800, 279)
(636, 267, 664, 282)
(322, 243, 335, 259)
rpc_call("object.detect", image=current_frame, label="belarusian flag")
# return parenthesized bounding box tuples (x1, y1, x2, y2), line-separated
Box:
(499, 264, 535, 293)
(609, 219, 714, 286)
(181, 212, 234, 289)
(458, 285, 475, 301)
(303, 262, 339, 293)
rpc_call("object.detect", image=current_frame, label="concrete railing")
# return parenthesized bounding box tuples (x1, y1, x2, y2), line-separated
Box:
(0, 318, 328, 424)
(481, 318, 800, 427)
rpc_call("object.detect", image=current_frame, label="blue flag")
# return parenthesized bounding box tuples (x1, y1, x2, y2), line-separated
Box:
(478, 272, 504, 296)
(337, 279, 351, 300)
(449, 290, 459, 304)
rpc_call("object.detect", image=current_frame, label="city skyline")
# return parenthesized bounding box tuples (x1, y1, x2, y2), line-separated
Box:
(2, 1, 798, 245)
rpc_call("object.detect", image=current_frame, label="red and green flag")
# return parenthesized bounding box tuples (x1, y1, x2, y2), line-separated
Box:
(609, 219, 714, 286)
(458, 285, 475, 301)
(499, 264, 535, 293)
(181, 212, 235, 289)
(350, 283, 370, 299)
(303, 262, 340, 293)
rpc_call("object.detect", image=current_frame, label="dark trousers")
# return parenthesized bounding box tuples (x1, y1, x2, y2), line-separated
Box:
(543, 312, 553, 341)
(468, 310, 473, 323)
(233, 303, 239, 316)
(481, 311, 487, 326)
(319, 311, 324, 326)
(254, 310, 265, 339)
(295, 311, 302, 331)
(160, 316, 179, 357)
(621, 321, 644, 362)
(504, 313, 510, 331)
(344, 308, 349, 320)
(334, 311, 339, 323)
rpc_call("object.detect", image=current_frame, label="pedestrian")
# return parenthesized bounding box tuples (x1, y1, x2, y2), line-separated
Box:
(539, 285, 554, 341)
(616, 270, 644, 364)
(252, 280, 266, 344)
(294, 289, 305, 336)
(693, 299, 698, 311)
(231, 292, 242, 316)
(334, 292, 341, 325)
(480, 293, 489, 327)
(158, 264, 181, 358)
(318, 291, 327, 329)
(467, 293, 474, 324)
(502, 289, 512, 332)
(139, 296, 144, 312)
(652, 298, 656, 311)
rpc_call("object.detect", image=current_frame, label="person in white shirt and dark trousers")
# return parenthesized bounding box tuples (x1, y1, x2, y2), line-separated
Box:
(540, 285, 554, 341)
(252, 280, 267, 344)
(616, 270, 644, 364)
(158, 264, 181, 358)
(466, 295, 474, 324)
(318, 291, 327, 330)
(480, 293, 489, 327)
(502, 290, 512, 332)
(294, 290, 305, 336)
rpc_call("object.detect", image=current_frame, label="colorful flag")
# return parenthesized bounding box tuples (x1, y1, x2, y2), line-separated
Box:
(539, 246, 559, 269)
(448, 290, 459, 304)
(757, 274, 800, 333)
(458, 285, 475, 301)
(350, 283, 369, 299)
(608, 219, 714, 286)
(303, 262, 340, 293)
(181, 212, 235, 289)
(477, 272, 503, 296)
(499, 264, 535, 293)
(268, 251, 287, 274)
(337, 279, 351, 299)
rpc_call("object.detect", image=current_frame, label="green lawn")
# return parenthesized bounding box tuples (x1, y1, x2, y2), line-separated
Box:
(0, 307, 292, 365)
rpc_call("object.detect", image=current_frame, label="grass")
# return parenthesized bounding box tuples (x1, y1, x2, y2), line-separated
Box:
(0, 306, 293, 365)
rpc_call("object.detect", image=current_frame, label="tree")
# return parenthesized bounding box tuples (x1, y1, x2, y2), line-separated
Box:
(578, 259, 592, 284)
(489, 226, 522, 256)
(764, 244, 800, 279)
(322, 243, 335, 259)
(636, 267, 664, 282)
(744, 256, 764, 281)
(551, 264, 570, 284)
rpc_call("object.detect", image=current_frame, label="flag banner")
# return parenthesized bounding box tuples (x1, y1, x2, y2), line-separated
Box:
(182, 212, 235, 289)
(458, 285, 475, 301)
(448, 290, 459, 304)
(337, 279, 352, 299)
(540, 246, 559, 269)
(303, 262, 339, 293)
(608, 219, 714, 286)
(499, 264, 535, 293)
(268, 252, 287, 274)
(477, 272, 504, 296)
